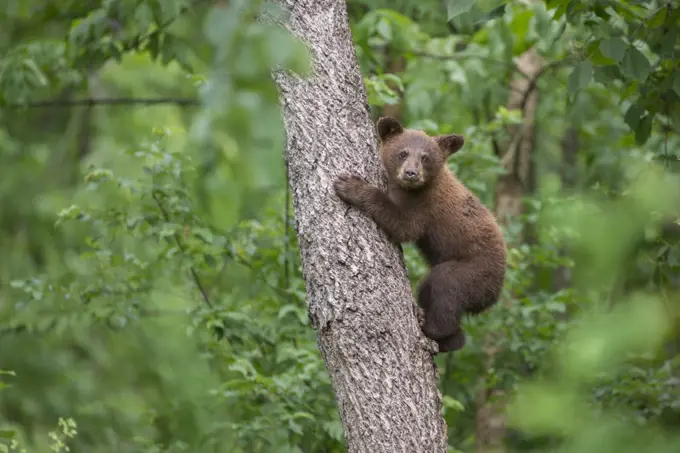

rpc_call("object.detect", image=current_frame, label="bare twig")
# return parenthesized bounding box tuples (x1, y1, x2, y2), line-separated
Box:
(499, 57, 575, 171)
(519, 58, 574, 111)
(6, 97, 199, 108)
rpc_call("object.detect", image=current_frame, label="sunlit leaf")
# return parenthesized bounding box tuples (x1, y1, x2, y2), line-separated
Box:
(447, 0, 476, 21)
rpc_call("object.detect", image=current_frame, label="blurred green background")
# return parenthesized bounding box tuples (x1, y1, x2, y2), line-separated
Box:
(0, 0, 679, 452)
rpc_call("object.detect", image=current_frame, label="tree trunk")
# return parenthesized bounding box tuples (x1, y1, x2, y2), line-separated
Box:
(493, 49, 543, 227)
(269, 1, 448, 452)
(553, 125, 579, 291)
(476, 47, 544, 453)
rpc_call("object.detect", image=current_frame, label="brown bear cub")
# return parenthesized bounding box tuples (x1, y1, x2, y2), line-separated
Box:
(333, 117, 507, 352)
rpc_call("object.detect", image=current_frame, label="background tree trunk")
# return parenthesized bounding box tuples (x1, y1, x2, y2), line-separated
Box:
(553, 125, 579, 291)
(269, 1, 448, 452)
(476, 47, 544, 453)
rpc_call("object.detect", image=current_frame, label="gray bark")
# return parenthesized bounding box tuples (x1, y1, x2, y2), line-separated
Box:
(267, 1, 447, 452)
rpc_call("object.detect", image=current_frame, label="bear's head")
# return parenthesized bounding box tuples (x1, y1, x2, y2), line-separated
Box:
(376, 117, 465, 190)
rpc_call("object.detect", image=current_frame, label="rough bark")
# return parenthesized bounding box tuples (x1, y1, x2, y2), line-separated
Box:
(492, 49, 543, 228)
(268, 1, 447, 452)
(476, 47, 544, 453)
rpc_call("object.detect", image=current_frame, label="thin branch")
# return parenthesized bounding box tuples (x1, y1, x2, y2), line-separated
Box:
(499, 123, 526, 171)
(151, 191, 213, 310)
(6, 97, 199, 108)
(221, 248, 291, 299)
(415, 50, 574, 110)
(411, 50, 532, 79)
(498, 57, 573, 172)
(403, 50, 528, 96)
(497, 57, 575, 170)
(0, 308, 186, 337)
(519, 58, 573, 112)
(368, 43, 532, 79)
(0, 307, 277, 348)
(4, 60, 568, 112)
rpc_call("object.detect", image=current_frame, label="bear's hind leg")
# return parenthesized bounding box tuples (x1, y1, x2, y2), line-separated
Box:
(437, 330, 466, 352)
(416, 261, 465, 341)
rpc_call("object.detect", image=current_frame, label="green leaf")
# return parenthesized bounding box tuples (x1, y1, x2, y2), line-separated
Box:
(376, 19, 391, 40)
(291, 412, 316, 421)
(599, 38, 626, 63)
(620, 46, 652, 81)
(660, 29, 678, 56)
(593, 65, 623, 85)
(448, 0, 476, 21)
(442, 395, 465, 412)
(508, 10, 537, 55)
(0, 429, 16, 439)
(624, 103, 645, 130)
(133, 4, 154, 31)
(323, 421, 344, 441)
(587, 41, 615, 66)
(672, 71, 680, 97)
(383, 73, 404, 92)
(648, 7, 668, 28)
(23, 59, 48, 86)
(635, 115, 653, 145)
(567, 60, 592, 95)
(553, 2, 568, 20)
(148, 33, 161, 60)
(477, 0, 507, 13)
(193, 227, 214, 243)
(532, 1, 553, 41)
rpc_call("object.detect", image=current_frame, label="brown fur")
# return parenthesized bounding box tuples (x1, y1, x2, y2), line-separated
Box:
(333, 117, 507, 352)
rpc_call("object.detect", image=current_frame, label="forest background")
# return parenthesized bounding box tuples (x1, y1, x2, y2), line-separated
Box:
(0, 0, 679, 452)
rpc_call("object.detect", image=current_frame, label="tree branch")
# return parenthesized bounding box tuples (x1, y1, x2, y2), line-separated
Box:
(499, 57, 575, 170)
(6, 97, 199, 108)
(519, 58, 574, 111)
(410, 50, 532, 79)
(151, 190, 213, 310)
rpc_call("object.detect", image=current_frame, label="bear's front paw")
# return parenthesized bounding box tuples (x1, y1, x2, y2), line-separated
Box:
(333, 172, 369, 206)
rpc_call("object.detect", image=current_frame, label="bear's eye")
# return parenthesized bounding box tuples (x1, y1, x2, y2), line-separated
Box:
(421, 154, 430, 163)
(398, 150, 408, 160)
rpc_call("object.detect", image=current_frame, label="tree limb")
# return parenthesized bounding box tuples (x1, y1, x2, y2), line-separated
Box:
(5, 97, 199, 108)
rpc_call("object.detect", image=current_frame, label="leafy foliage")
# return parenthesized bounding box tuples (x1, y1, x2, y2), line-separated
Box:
(0, 0, 679, 452)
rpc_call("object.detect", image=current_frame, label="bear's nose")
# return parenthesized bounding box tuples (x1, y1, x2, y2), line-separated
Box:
(404, 170, 419, 180)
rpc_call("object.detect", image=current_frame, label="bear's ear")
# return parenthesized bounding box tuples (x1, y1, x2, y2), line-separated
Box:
(435, 134, 465, 156)
(376, 117, 404, 142)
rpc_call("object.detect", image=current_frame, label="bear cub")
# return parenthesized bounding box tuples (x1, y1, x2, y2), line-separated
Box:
(333, 117, 507, 352)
